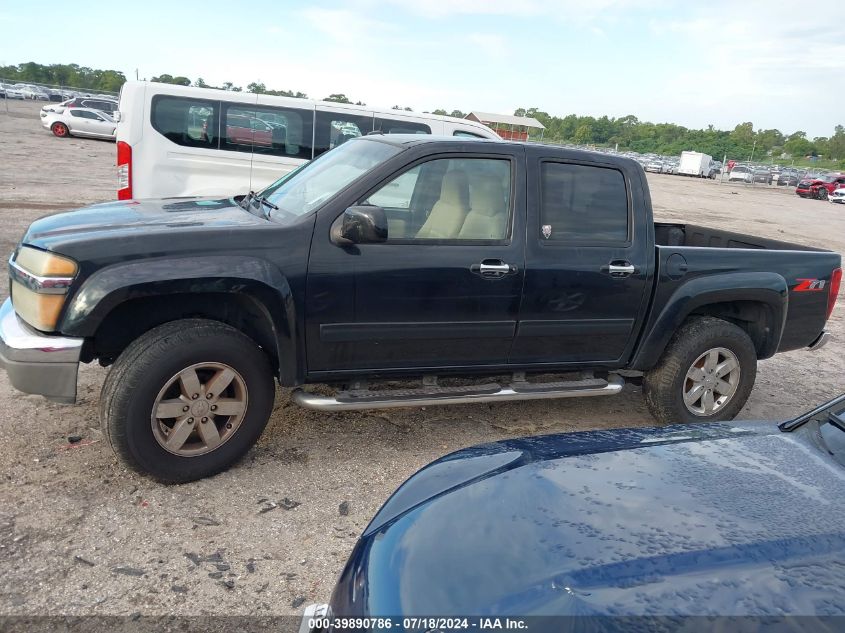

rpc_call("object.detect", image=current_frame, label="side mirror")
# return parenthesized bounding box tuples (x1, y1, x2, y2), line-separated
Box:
(340, 205, 388, 244)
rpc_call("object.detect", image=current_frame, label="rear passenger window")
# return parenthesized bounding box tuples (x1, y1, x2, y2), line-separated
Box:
(313, 110, 373, 156)
(540, 163, 629, 242)
(151, 95, 218, 148)
(374, 117, 430, 135)
(453, 130, 486, 138)
(221, 104, 313, 160)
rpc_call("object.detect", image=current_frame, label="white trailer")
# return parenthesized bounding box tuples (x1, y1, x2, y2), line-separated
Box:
(678, 151, 713, 177)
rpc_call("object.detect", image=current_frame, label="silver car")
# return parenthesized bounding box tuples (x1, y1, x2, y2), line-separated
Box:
(41, 107, 116, 140)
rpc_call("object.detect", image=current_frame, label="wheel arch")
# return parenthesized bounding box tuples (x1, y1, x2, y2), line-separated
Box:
(62, 256, 301, 385)
(630, 272, 788, 370)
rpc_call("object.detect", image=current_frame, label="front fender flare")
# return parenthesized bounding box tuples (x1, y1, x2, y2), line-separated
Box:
(61, 255, 299, 383)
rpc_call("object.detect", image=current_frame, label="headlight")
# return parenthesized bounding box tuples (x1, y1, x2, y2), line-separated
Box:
(9, 246, 78, 332)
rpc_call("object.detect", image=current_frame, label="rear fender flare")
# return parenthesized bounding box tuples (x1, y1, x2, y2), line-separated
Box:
(630, 272, 788, 370)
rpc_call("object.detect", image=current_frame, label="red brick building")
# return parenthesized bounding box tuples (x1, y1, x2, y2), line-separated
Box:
(465, 111, 545, 141)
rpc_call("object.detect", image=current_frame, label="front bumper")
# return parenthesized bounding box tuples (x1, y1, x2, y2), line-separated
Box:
(0, 298, 82, 403)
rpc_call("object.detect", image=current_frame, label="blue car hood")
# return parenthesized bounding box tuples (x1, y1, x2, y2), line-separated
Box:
(329, 422, 845, 617)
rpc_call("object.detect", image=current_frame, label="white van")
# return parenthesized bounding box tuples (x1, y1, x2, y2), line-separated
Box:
(115, 81, 499, 200)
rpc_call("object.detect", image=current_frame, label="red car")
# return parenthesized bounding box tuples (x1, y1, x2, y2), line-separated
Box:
(796, 173, 845, 200)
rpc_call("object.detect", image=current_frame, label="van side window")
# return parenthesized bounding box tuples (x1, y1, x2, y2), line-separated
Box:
(221, 104, 313, 160)
(151, 95, 218, 148)
(540, 162, 629, 242)
(374, 117, 431, 135)
(453, 130, 486, 138)
(313, 111, 373, 157)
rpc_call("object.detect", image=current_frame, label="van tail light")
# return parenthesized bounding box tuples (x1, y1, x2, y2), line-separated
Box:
(826, 268, 842, 321)
(117, 140, 132, 200)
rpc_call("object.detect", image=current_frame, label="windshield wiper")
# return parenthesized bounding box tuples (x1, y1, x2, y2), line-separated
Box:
(779, 393, 845, 432)
(240, 190, 278, 218)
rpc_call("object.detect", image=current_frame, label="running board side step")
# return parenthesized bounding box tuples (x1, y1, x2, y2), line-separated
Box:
(291, 374, 625, 412)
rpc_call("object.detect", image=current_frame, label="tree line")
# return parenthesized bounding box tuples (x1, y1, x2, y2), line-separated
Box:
(4, 62, 842, 164)
(0, 62, 125, 93)
(511, 108, 845, 163)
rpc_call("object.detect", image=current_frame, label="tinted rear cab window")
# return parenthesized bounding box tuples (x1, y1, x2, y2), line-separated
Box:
(540, 162, 629, 242)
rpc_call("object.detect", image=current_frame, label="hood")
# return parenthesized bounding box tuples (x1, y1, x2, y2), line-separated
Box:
(22, 197, 268, 251)
(330, 422, 845, 617)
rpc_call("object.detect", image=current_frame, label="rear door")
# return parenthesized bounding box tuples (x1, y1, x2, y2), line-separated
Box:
(510, 148, 652, 365)
(305, 144, 526, 374)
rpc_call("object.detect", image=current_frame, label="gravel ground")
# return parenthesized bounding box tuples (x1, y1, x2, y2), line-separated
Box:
(1, 99, 843, 618)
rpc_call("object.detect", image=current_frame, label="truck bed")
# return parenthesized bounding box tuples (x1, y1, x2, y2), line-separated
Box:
(647, 222, 838, 358)
(655, 222, 827, 252)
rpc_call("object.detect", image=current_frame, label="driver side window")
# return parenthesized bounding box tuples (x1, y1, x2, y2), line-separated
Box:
(362, 157, 511, 241)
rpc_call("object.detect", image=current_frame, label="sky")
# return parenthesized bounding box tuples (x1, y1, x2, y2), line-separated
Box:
(1, 0, 842, 138)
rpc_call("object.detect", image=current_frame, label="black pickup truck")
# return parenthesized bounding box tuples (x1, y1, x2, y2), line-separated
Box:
(0, 136, 840, 482)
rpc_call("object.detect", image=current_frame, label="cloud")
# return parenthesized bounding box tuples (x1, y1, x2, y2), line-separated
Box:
(465, 33, 509, 59)
(384, 0, 665, 20)
(297, 8, 396, 44)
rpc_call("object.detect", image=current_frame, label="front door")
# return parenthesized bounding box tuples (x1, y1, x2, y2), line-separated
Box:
(510, 149, 652, 365)
(306, 147, 526, 374)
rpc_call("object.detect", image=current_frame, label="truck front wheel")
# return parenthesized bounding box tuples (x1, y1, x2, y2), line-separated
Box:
(100, 319, 275, 483)
(643, 316, 757, 424)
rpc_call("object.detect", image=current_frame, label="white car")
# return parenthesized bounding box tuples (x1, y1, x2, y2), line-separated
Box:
(14, 84, 49, 100)
(728, 165, 752, 182)
(41, 107, 116, 140)
(4, 84, 26, 99)
(829, 186, 845, 204)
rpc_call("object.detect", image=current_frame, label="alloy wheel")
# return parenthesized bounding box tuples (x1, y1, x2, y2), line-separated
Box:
(150, 362, 248, 456)
(683, 347, 741, 416)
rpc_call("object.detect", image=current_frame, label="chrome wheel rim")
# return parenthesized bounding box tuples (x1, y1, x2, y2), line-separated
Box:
(151, 362, 248, 457)
(683, 347, 740, 416)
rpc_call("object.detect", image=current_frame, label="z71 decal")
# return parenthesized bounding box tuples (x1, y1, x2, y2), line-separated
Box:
(794, 278, 827, 292)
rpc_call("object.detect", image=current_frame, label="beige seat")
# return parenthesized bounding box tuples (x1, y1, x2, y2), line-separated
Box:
(458, 175, 508, 239)
(415, 171, 470, 239)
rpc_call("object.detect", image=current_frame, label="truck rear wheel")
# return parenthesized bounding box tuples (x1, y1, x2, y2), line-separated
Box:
(100, 319, 275, 483)
(643, 316, 756, 425)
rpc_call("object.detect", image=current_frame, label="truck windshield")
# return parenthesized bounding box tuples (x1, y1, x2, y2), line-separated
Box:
(260, 139, 401, 220)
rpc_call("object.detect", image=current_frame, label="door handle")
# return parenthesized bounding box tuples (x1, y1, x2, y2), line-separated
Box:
(471, 260, 517, 278)
(602, 261, 637, 278)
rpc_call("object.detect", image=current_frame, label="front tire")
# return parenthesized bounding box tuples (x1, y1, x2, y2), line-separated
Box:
(643, 316, 757, 425)
(817, 187, 828, 200)
(100, 319, 275, 483)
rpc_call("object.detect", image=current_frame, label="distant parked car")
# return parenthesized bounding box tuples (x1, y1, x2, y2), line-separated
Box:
(797, 174, 845, 200)
(829, 185, 845, 204)
(777, 170, 800, 187)
(644, 160, 664, 173)
(58, 96, 118, 116)
(41, 107, 116, 140)
(728, 165, 752, 182)
(4, 85, 26, 99)
(16, 84, 49, 100)
(751, 168, 773, 184)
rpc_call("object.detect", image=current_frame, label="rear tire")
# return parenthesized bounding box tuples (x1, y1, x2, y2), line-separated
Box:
(643, 316, 757, 425)
(100, 319, 275, 483)
(817, 187, 828, 200)
(51, 122, 69, 137)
